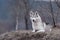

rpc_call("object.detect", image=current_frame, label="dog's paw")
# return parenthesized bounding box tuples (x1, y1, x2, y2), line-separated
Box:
(37, 30, 45, 32)
(32, 30, 35, 32)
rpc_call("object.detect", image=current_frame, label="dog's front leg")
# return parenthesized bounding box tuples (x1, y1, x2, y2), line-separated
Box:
(32, 29, 35, 32)
(32, 25, 35, 32)
(37, 30, 45, 32)
(32, 26, 35, 32)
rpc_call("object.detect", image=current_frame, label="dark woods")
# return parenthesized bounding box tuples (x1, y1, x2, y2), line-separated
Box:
(0, 0, 60, 34)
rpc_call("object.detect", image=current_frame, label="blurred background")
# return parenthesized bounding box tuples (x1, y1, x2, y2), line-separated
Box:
(0, 0, 60, 34)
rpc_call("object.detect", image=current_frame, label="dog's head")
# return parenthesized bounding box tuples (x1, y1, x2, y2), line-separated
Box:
(29, 11, 39, 18)
(29, 11, 40, 22)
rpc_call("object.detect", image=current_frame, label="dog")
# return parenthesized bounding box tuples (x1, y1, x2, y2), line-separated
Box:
(29, 11, 45, 32)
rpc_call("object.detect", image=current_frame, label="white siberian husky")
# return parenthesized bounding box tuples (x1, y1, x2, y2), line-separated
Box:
(30, 11, 45, 32)
(29, 11, 52, 32)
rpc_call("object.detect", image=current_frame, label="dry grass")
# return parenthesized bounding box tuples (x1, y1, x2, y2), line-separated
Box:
(0, 28, 60, 40)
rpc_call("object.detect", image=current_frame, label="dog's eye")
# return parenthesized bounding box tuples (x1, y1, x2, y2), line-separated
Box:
(35, 13, 38, 17)
(31, 13, 32, 14)
(37, 15, 38, 17)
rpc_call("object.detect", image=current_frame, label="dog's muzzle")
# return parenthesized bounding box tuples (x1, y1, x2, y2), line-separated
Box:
(33, 20, 35, 22)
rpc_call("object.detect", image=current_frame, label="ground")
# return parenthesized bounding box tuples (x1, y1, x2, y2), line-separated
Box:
(0, 27, 60, 40)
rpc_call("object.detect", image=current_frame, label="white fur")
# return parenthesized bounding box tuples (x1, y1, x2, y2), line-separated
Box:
(29, 11, 52, 32)
(30, 11, 45, 32)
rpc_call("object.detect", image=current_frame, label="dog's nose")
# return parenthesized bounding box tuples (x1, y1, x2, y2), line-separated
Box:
(33, 20, 35, 22)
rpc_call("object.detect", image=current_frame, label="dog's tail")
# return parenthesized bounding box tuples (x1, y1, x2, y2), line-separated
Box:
(43, 22, 52, 32)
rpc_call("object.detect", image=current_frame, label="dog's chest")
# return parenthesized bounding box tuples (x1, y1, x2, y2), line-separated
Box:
(33, 19, 43, 27)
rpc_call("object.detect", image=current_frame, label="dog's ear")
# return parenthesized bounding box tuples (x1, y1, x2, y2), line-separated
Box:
(29, 11, 34, 16)
(35, 11, 39, 17)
